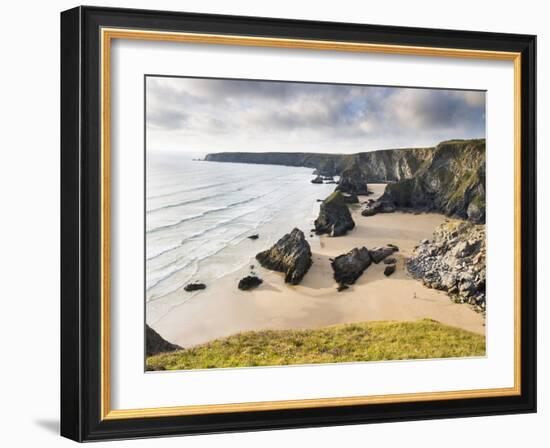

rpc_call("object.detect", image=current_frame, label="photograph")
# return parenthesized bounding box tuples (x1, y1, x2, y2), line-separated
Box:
(144, 76, 487, 371)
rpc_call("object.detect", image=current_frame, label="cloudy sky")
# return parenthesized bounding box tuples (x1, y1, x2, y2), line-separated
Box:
(146, 76, 485, 154)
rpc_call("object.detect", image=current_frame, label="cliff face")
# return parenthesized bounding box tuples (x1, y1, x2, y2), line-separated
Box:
(204, 148, 433, 180)
(379, 140, 486, 223)
(204, 152, 349, 175)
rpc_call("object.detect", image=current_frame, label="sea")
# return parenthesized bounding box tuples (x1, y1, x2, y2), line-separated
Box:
(146, 152, 336, 304)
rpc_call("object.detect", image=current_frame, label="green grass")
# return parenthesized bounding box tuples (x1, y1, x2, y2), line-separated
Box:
(146, 319, 485, 371)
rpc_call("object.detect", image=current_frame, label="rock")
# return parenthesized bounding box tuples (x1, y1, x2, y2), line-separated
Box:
(184, 282, 206, 292)
(361, 199, 396, 216)
(247, 234, 259, 240)
(238, 275, 263, 290)
(384, 265, 396, 276)
(331, 247, 372, 285)
(146, 325, 180, 357)
(451, 240, 475, 258)
(387, 243, 399, 251)
(336, 162, 369, 195)
(342, 192, 359, 204)
(361, 207, 377, 217)
(421, 239, 429, 245)
(406, 220, 486, 312)
(314, 191, 355, 237)
(383, 257, 397, 265)
(467, 200, 485, 223)
(369, 246, 398, 263)
(337, 284, 349, 292)
(256, 228, 312, 284)
(311, 175, 323, 184)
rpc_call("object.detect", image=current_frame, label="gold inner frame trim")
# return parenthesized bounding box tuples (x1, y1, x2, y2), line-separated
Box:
(100, 27, 522, 421)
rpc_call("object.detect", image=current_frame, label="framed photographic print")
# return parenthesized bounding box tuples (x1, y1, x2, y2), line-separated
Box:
(60, 6, 536, 442)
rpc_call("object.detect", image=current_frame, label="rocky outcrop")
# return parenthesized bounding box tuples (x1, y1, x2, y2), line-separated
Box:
(146, 325, 180, 357)
(406, 220, 486, 312)
(336, 163, 370, 195)
(331, 247, 372, 286)
(238, 275, 263, 290)
(384, 264, 396, 276)
(256, 228, 312, 284)
(314, 191, 355, 237)
(378, 140, 486, 223)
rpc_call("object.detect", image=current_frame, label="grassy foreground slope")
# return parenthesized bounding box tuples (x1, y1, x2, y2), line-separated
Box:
(146, 319, 485, 370)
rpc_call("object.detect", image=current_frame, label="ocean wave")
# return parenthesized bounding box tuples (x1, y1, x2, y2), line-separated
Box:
(146, 178, 244, 201)
(146, 183, 287, 235)
(146, 200, 276, 262)
(146, 185, 247, 214)
(146, 211, 278, 300)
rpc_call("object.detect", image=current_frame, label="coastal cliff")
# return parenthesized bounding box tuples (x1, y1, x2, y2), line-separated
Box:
(378, 140, 486, 223)
(204, 147, 433, 181)
(205, 139, 485, 222)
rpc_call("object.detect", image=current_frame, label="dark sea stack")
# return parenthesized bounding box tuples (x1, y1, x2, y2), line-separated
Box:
(314, 191, 355, 237)
(336, 163, 370, 195)
(369, 246, 399, 264)
(384, 265, 396, 277)
(247, 234, 259, 240)
(146, 325, 180, 357)
(407, 220, 486, 312)
(311, 175, 323, 184)
(238, 275, 263, 290)
(183, 282, 206, 292)
(383, 257, 397, 265)
(331, 247, 372, 285)
(255, 228, 312, 285)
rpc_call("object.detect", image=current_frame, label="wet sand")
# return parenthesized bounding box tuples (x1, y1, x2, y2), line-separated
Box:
(149, 184, 485, 348)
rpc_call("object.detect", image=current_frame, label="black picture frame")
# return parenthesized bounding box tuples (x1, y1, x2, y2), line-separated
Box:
(61, 5, 536, 442)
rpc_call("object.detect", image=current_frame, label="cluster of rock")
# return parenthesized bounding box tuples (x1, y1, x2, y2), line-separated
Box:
(331, 244, 399, 289)
(256, 228, 312, 284)
(406, 220, 486, 312)
(311, 174, 337, 184)
(361, 198, 396, 217)
(146, 324, 180, 357)
(314, 191, 355, 237)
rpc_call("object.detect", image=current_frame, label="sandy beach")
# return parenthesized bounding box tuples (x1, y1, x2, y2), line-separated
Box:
(148, 183, 485, 348)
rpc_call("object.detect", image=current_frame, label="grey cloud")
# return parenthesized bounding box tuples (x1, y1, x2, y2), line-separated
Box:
(146, 76, 485, 153)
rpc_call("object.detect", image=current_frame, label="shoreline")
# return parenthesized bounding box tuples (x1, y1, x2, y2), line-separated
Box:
(148, 183, 485, 349)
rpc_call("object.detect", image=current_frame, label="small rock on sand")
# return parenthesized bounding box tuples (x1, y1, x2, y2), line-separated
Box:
(238, 275, 263, 291)
(184, 282, 206, 292)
